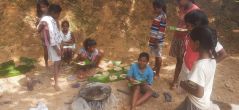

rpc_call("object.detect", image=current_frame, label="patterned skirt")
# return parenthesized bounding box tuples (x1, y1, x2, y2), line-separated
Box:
(169, 37, 185, 58)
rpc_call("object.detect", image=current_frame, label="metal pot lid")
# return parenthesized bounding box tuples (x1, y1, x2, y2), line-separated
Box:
(79, 83, 111, 101)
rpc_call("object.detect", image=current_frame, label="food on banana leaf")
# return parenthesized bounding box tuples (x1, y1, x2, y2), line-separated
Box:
(76, 59, 91, 66)
(119, 74, 127, 79)
(89, 74, 109, 83)
(94, 74, 102, 77)
(112, 61, 121, 66)
(124, 66, 130, 70)
(102, 71, 110, 76)
(113, 67, 122, 71)
(131, 80, 146, 85)
(109, 75, 118, 81)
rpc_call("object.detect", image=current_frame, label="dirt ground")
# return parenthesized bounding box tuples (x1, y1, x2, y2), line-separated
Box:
(0, 0, 239, 110)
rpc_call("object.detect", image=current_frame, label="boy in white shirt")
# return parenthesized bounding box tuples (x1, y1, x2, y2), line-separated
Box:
(37, 4, 62, 91)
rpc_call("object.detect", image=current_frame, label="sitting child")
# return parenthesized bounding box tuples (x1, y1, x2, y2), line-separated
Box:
(127, 52, 154, 110)
(60, 20, 75, 64)
(76, 38, 104, 79)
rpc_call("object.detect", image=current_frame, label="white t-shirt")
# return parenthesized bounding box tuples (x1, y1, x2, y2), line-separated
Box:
(178, 41, 223, 82)
(38, 16, 62, 46)
(188, 59, 216, 109)
(215, 42, 223, 53)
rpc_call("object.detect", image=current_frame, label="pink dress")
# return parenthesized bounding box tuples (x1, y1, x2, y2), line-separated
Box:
(169, 4, 199, 58)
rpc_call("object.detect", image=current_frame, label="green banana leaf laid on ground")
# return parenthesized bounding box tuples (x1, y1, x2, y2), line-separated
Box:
(88, 61, 128, 83)
(0, 57, 36, 78)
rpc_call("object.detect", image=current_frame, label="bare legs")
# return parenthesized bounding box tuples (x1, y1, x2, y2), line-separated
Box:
(95, 50, 104, 67)
(154, 57, 162, 78)
(53, 60, 61, 91)
(130, 84, 153, 110)
(62, 48, 73, 64)
(43, 45, 48, 68)
(171, 57, 183, 89)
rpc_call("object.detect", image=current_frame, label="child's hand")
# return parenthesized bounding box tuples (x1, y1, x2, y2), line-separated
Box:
(180, 81, 186, 89)
(130, 79, 141, 85)
(56, 49, 62, 56)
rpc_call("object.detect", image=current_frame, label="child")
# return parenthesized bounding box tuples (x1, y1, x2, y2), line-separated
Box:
(176, 26, 218, 110)
(76, 38, 104, 79)
(37, 4, 62, 91)
(169, 0, 199, 89)
(127, 52, 154, 110)
(149, 0, 167, 79)
(36, 0, 50, 68)
(60, 20, 75, 64)
(178, 10, 227, 85)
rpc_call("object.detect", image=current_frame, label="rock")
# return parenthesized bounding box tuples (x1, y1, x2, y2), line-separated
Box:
(71, 97, 91, 110)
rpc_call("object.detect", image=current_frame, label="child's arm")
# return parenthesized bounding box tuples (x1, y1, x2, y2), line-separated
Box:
(75, 53, 87, 61)
(216, 49, 228, 63)
(180, 80, 204, 98)
(126, 64, 139, 84)
(37, 21, 47, 33)
(146, 68, 154, 86)
(53, 45, 61, 56)
(63, 32, 76, 45)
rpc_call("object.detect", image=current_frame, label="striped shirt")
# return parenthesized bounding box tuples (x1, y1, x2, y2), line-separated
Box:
(149, 12, 167, 47)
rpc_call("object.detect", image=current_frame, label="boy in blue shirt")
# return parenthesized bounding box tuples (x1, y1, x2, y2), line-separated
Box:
(127, 52, 154, 110)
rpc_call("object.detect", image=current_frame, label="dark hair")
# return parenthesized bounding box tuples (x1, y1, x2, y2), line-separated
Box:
(176, 0, 196, 4)
(153, 0, 167, 13)
(190, 26, 218, 58)
(190, 0, 196, 4)
(48, 4, 62, 15)
(36, 0, 50, 17)
(83, 38, 97, 49)
(61, 20, 70, 27)
(184, 10, 208, 27)
(138, 52, 150, 61)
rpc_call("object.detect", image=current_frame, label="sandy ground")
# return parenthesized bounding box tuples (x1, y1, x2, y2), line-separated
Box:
(0, 0, 239, 110)
(0, 55, 239, 110)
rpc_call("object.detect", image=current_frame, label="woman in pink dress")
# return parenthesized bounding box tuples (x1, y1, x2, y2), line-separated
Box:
(169, 0, 199, 89)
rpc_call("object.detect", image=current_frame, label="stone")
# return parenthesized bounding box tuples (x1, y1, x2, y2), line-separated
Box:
(71, 97, 91, 110)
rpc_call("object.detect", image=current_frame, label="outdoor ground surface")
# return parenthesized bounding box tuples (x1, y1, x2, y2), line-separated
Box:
(0, 0, 238, 110)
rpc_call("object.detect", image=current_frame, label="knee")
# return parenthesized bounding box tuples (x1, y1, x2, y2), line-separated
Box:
(133, 85, 140, 91)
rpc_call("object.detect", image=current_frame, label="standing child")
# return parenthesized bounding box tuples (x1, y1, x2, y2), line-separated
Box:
(76, 38, 104, 79)
(37, 4, 62, 91)
(178, 10, 227, 85)
(60, 20, 75, 64)
(36, 0, 50, 68)
(169, 0, 199, 89)
(149, 0, 167, 79)
(176, 26, 219, 110)
(127, 52, 154, 110)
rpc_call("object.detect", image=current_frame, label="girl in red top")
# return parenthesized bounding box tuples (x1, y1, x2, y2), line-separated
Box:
(178, 10, 227, 84)
(169, 0, 199, 89)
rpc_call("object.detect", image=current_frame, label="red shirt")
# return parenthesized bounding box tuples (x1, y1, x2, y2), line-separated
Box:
(184, 34, 199, 70)
(174, 4, 199, 40)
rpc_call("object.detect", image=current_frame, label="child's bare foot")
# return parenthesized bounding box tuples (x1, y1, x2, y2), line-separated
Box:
(54, 85, 61, 91)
